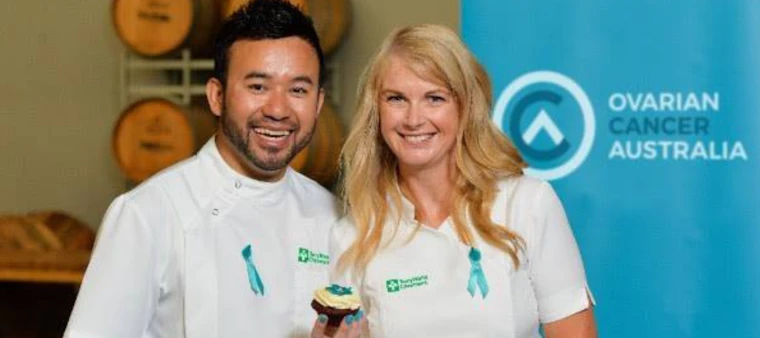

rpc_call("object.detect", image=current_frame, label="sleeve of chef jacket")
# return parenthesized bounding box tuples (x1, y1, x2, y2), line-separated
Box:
(328, 217, 358, 288)
(64, 194, 164, 338)
(528, 181, 596, 324)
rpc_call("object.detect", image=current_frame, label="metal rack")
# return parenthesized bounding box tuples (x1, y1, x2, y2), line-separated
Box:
(120, 48, 213, 107)
(119, 48, 341, 108)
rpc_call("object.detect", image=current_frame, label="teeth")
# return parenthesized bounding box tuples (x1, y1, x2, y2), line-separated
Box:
(254, 128, 291, 137)
(404, 134, 434, 143)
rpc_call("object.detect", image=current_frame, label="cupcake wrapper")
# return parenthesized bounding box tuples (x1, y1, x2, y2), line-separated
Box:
(311, 300, 360, 331)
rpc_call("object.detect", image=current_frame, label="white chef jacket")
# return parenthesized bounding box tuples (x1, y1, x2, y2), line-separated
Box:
(65, 138, 339, 338)
(329, 176, 594, 338)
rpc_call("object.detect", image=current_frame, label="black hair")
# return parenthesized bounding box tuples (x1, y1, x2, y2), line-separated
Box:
(213, 0, 326, 87)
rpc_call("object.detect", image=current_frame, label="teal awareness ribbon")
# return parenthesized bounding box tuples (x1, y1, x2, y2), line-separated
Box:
(467, 247, 489, 298)
(242, 244, 265, 296)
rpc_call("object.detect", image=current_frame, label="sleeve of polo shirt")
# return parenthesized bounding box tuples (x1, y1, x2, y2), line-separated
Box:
(64, 195, 161, 338)
(527, 182, 595, 324)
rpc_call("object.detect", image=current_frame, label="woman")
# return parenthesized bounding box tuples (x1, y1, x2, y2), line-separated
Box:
(329, 24, 597, 337)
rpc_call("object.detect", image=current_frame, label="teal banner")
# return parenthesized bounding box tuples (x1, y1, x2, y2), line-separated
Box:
(463, 1, 760, 336)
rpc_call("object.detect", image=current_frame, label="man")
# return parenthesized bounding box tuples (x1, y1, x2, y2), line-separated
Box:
(65, 1, 359, 337)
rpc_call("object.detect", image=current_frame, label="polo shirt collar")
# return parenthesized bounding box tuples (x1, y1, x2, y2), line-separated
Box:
(198, 137, 289, 202)
(392, 182, 458, 239)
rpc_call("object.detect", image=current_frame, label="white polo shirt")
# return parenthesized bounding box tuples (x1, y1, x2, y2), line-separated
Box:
(65, 138, 339, 338)
(330, 176, 594, 337)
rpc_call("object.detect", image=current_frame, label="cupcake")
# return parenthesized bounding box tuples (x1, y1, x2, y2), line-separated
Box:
(311, 284, 361, 336)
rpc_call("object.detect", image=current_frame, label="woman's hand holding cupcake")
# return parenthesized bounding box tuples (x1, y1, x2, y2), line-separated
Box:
(309, 284, 364, 338)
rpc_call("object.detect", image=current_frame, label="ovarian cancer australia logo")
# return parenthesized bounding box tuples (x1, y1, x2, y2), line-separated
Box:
(493, 71, 596, 181)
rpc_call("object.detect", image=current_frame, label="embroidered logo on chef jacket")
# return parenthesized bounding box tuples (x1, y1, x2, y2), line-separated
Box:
(297, 247, 329, 265)
(385, 275, 429, 293)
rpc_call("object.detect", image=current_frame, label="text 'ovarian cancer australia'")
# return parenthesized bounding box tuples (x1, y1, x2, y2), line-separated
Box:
(606, 92, 747, 161)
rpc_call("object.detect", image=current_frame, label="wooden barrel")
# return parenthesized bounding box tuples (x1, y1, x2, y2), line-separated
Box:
(220, 0, 350, 55)
(220, 0, 309, 18)
(290, 102, 344, 187)
(113, 98, 196, 182)
(112, 0, 219, 57)
(306, 0, 351, 55)
(186, 100, 219, 147)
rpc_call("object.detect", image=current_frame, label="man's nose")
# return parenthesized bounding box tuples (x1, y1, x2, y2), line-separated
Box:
(262, 89, 289, 121)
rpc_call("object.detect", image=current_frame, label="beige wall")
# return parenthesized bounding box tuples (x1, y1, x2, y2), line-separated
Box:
(0, 0, 459, 229)
(0, 2, 125, 227)
(331, 0, 460, 123)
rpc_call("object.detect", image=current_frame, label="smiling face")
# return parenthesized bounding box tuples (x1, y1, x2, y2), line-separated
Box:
(207, 37, 324, 181)
(378, 54, 460, 173)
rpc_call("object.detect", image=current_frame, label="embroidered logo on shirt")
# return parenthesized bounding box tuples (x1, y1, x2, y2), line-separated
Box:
(385, 275, 429, 293)
(297, 247, 329, 265)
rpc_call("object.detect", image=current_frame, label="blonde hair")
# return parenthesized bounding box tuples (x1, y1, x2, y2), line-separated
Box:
(338, 24, 527, 277)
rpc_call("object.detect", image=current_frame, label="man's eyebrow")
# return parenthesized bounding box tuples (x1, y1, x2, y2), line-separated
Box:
(243, 71, 271, 80)
(292, 75, 315, 85)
